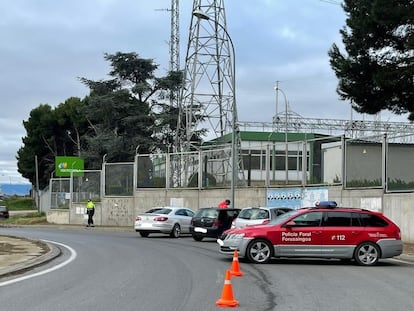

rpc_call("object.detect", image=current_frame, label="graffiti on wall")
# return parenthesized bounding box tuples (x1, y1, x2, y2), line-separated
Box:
(106, 198, 130, 225)
(267, 187, 328, 209)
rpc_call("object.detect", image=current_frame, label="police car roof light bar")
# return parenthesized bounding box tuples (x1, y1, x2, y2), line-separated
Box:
(314, 201, 337, 208)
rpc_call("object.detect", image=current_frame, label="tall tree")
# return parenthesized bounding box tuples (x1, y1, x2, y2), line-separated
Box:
(329, 0, 414, 119)
(17, 98, 88, 188)
(80, 52, 184, 164)
(17, 52, 186, 186)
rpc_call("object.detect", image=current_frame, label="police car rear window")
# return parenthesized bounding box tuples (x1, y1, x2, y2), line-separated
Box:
(359, 213, 388, 227)
(322, 211, 388, 227)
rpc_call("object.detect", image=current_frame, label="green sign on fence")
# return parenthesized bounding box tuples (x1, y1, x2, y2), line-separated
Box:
(55, 156, 84, 177)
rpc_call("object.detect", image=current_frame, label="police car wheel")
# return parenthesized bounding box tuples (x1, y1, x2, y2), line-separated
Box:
(354, 242, 380, 266)
(246, 239, 273, 264)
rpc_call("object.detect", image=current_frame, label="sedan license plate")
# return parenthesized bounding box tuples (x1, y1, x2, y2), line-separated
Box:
(194, 227, 207, 233)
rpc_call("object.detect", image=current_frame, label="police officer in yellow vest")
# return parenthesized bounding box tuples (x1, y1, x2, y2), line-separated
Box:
(86, 199, 95, 227)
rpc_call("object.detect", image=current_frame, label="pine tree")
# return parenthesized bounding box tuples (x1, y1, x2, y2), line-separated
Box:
(329, 0, 414, 119)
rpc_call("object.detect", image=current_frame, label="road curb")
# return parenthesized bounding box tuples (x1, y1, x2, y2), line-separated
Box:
(394, 254, 414, 263)
(0, 237, 61, 278)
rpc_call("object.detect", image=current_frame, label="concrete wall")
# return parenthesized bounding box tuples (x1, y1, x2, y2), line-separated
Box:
(47, 209, 70, 224)
(47, 186, 414, 243)
(322, 143, 342, 183)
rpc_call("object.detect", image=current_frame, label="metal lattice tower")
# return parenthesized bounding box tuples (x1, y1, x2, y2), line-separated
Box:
(170, 0, 180, 72)
(176, 0, 235, 151)
(156, 1, 180, 72)
(238, 113, 414, 140)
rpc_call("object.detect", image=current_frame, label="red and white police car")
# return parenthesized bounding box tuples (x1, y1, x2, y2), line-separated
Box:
(217, 201, 403, 266)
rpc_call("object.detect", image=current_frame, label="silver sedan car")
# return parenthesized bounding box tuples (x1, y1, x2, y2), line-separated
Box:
(134, 207, 195, 238)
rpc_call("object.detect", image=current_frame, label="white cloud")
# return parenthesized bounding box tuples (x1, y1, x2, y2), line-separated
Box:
(279, 26, 298, 40)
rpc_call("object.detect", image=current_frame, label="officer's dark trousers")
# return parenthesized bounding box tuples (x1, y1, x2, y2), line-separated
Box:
(87, 209, 95, 226)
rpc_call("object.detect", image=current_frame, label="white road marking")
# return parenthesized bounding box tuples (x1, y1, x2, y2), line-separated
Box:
(0, 240, 77, 287)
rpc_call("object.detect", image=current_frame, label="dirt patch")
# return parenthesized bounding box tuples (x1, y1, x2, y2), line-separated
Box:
(403, 243, 414, 255)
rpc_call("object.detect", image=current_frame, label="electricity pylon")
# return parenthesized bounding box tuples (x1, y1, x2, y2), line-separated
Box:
(174, 0, 244, 192)
(176, 0, 235, 151)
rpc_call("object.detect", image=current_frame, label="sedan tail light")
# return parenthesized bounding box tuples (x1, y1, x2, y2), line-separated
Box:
(396, 229, 401, 240)
(135, 216, 142, 221)
(213, 219, 221, 227)
(154, 216, 168, 222)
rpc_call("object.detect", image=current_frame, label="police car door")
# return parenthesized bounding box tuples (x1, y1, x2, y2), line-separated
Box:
(277, 211, 324, 257)
(319, 211, 364, 258)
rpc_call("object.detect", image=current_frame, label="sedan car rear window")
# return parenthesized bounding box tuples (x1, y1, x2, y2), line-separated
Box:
(155, 208, 172, 214)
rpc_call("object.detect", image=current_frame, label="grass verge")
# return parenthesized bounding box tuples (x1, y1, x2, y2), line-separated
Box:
(2, 212, 47, 225)
(2, 197, 36, 211)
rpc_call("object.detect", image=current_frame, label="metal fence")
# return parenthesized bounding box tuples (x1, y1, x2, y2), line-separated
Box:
(72, 170, 101, 202)
(344, 133, 414, 192)
(104, 163, 133, 196)
(133, 133, 414, 192)
(49, 178, 70, 209)
(136, 147, 234, 189)
(47, 132, 414, 209)
(49, 170, 101, 209)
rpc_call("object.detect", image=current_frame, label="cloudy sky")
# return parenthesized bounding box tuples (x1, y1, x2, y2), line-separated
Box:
(0, 0, 408, 184)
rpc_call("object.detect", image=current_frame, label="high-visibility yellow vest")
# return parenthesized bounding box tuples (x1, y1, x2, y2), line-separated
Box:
(87, 201, 95, 209)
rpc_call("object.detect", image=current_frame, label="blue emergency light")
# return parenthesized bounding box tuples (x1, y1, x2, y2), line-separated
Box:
(315, 201, 337, 208)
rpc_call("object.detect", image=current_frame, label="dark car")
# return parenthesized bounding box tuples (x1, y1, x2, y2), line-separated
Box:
(0, 205, 9, 218)
(190, 207, 240, 241)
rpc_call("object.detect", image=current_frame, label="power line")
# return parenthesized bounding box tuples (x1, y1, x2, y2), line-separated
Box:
(319, 0, 342, 5)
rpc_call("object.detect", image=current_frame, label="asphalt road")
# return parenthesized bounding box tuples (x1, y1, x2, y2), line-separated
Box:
(0, 227, 413, 311)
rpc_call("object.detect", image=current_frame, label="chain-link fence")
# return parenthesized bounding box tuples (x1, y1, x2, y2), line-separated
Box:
(72, 170, 102, 202)
(133, 133, 414, 192)
(50, 178, 70, 208)
(104, 163, 133, 196)
(47, 132, 414, 210)
(136, 148, 232, 189)
(136, 153, 167, 188)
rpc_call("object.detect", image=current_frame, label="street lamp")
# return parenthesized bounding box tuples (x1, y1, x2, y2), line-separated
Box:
(274, 84, 289, 184)
(193, 9, 237, 207)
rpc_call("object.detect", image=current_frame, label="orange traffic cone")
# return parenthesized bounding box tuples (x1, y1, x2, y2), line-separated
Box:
(216, 270, 239, 308)
(230, 250, 243, 277)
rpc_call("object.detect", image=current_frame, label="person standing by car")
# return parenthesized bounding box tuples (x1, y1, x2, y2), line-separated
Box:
(218, 199, 230, 208)
(86, 199, 95, 227)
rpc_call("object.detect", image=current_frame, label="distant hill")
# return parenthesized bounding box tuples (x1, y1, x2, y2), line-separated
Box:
(0, 184, 32, 196)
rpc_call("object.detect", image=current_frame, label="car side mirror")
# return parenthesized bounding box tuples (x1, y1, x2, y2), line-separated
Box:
(284, 221, 296, 228)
